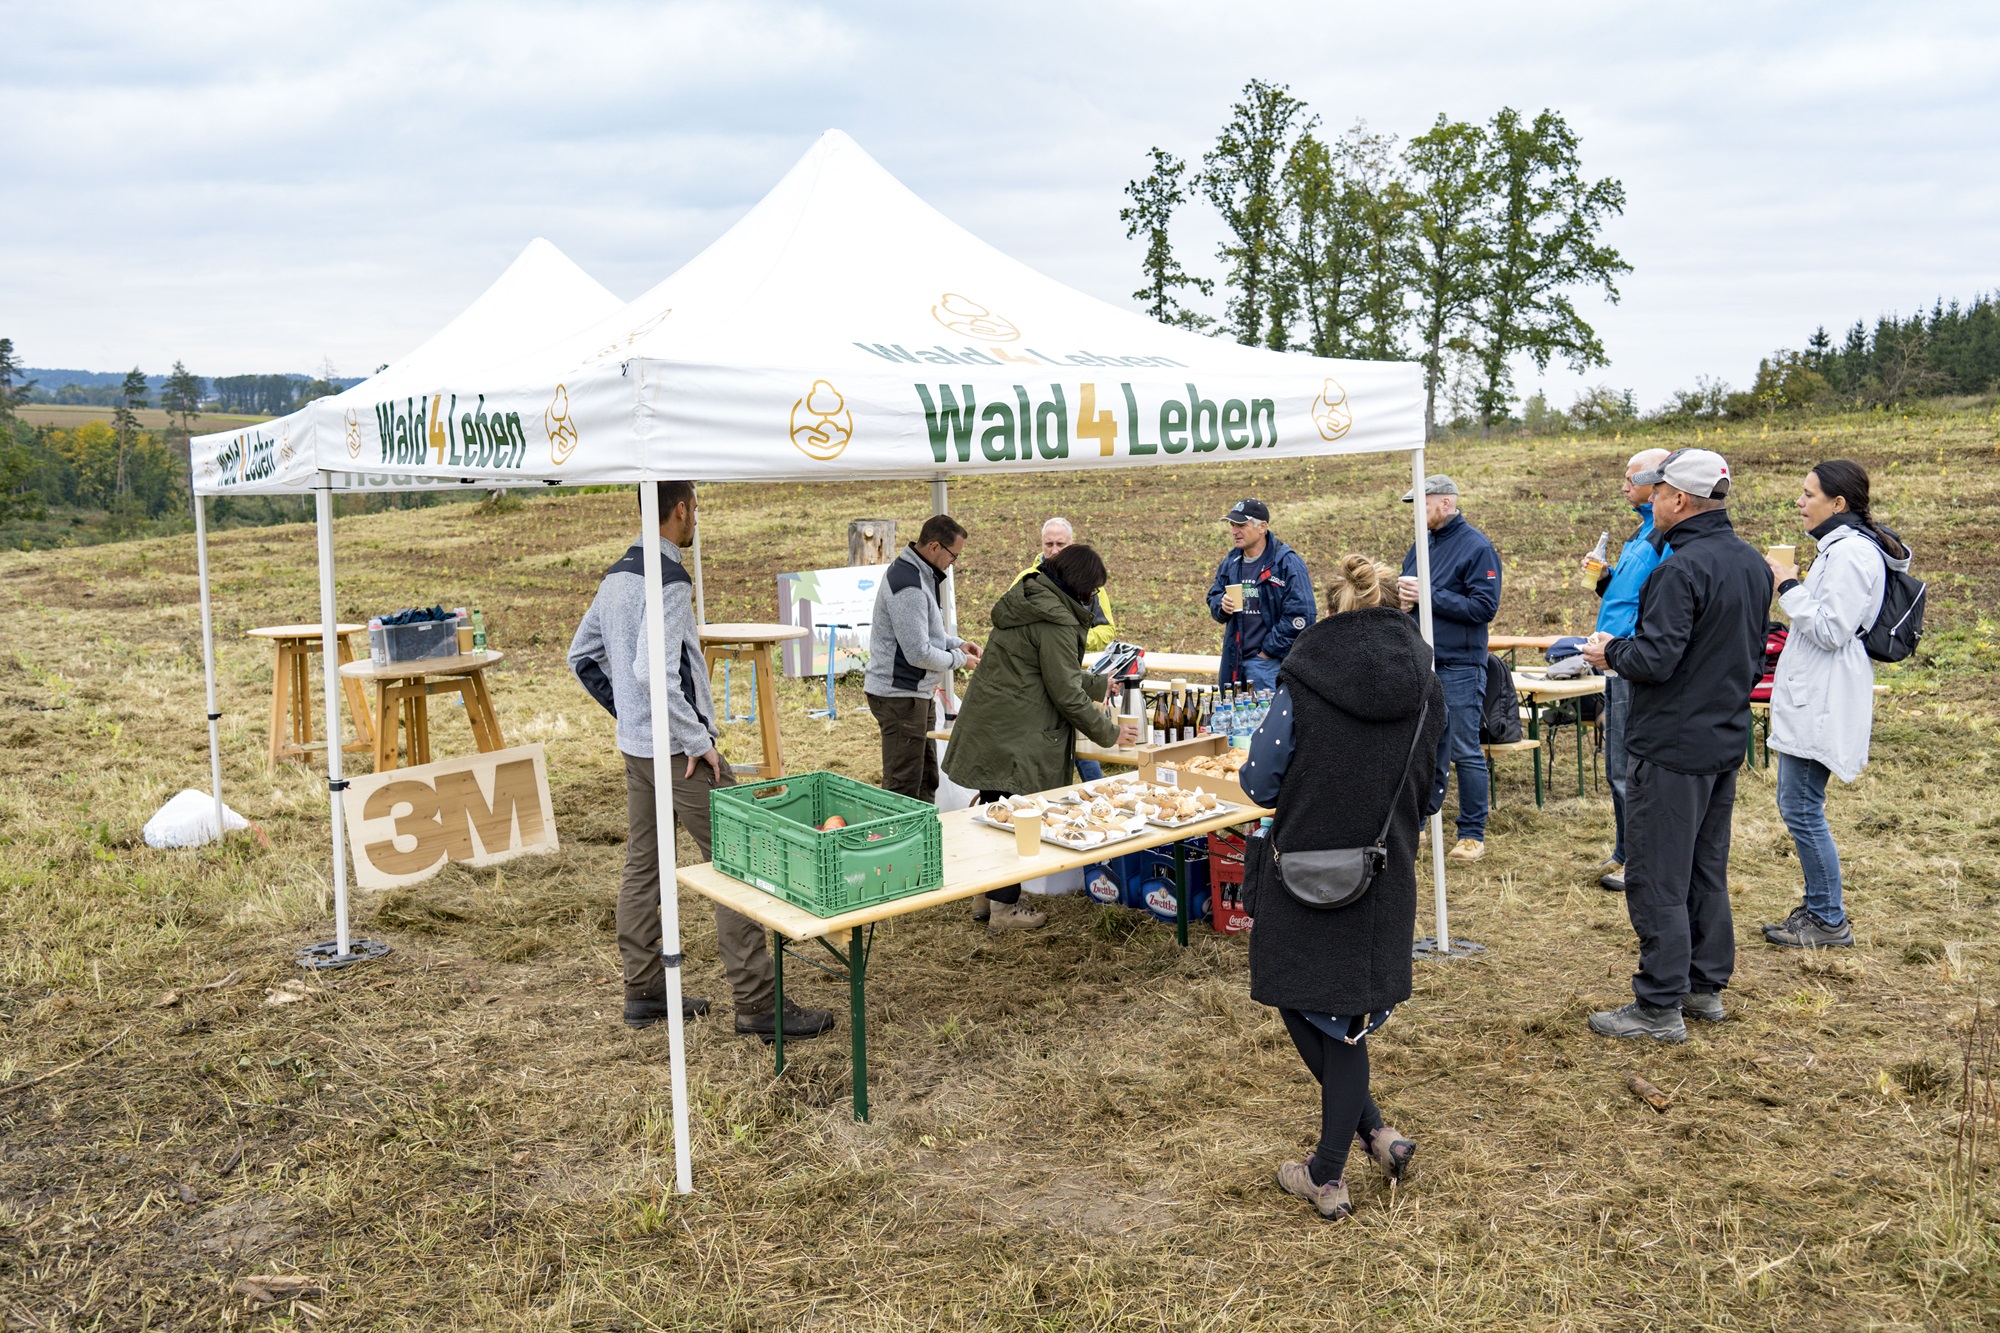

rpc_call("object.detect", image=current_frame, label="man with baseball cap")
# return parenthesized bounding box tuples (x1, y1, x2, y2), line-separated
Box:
(1580, 448, 1773, 1043)
(1398, 474, 1502, 861)
(1205, 498, 1316, 692)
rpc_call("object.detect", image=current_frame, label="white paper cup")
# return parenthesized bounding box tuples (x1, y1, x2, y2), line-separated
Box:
(1014, 809, 1042, 856)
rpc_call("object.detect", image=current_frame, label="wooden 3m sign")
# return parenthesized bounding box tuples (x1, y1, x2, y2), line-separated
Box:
(342, 744, 559, 889)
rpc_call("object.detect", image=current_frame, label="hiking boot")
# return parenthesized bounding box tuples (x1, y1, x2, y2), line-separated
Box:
(971, 897, 991, 922)
(1587, 1000, 1687, 1043)
(1359, 1126, 1416, 1183)
(1762, 904, 1854, 948)
(734, 999, 836, 1042)
(1446, 838, 1486, 862)
(1276, 1161, 1354, 1220)
(624, 995, 711, 1029)
(1682, 992, 1726, 1023)
(1600, 869, 1627, 892)
(986, 900, 1048, 933)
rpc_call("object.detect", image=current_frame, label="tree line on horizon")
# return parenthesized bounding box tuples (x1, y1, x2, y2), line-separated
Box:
(1122, 80, 1630, 438)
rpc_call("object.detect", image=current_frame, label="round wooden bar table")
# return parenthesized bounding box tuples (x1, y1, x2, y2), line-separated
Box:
(338, 651, 507, 772)
(246, 623, 376, 768)
(700, 624, 810, 779)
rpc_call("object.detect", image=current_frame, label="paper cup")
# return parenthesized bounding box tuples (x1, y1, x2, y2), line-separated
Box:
(1014, 809, 1042, 856)
(1767, 544, 1796, 566)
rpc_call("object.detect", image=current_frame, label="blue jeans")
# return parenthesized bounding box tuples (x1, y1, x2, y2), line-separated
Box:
(1776, 753, 1844, 925)
(1076, 758, 1104, 783)
(1431, 663, 1490, 841)
(1603, 676, 1632, 864)
(1240, 654, 1281, 693)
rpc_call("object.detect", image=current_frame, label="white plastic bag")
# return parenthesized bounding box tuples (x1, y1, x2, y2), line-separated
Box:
(932, 692, 980, 813)
(143, 790, 249, 849)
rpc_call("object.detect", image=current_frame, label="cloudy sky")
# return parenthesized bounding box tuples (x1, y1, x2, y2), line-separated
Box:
(4, 1, 1995, 411)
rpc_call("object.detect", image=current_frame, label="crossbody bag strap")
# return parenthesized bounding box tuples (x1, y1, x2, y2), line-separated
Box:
(1370, 699, 1431, 848)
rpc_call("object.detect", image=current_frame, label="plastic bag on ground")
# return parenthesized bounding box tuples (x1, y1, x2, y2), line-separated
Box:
(143, 790, 249, 849)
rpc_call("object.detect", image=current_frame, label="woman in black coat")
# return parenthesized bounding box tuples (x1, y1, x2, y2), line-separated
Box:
(1240, 555, 1447, 1221)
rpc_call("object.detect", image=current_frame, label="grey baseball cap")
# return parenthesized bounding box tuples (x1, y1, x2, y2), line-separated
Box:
(1633, 447, 1732, 499)
(1401, 474, 1459, 502)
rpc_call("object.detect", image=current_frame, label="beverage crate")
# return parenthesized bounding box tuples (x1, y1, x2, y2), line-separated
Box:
(710, 771, 942, 918)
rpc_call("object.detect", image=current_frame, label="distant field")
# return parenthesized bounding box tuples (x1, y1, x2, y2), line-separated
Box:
(18, 403, 271, 431)
(1, 402, 1997, 1328)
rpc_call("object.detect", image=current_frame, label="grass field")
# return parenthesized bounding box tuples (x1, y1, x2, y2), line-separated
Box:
(2, 402, 1998, 1330)
(16, 404, 272, 432)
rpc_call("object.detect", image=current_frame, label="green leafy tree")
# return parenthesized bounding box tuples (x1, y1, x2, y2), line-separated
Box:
(0, 338, 34, 422)
(112, 366, 148, 496)
(160, 360, 204, 438)
(1470, 108, 1630, 431)
(1122, 148, 1214, 330)
(1275, 120, 1409, 359)
(1401, 116, 1493, 438)
(1201, 79, 1314, 348)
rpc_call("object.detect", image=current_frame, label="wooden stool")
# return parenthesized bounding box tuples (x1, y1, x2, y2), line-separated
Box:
(247, 624, 376, 768)
(700, 624, 810, 780)
(337, 652, 507, 772)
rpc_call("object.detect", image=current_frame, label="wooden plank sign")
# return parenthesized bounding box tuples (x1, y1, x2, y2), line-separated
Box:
(341, 743, 558, 889)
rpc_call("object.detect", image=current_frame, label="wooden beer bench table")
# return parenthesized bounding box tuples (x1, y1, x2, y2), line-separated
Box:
(1510, 671, 1607, 807)
(247, 623, 375, 768)
(338, 651, 506, 772)
(699, 624, 810, 779)
(1488, 634, 1562, 667)
(677, 798, 1269, 1122)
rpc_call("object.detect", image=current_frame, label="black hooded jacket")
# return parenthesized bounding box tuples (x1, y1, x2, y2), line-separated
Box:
(1243, 607, 1447, 1016)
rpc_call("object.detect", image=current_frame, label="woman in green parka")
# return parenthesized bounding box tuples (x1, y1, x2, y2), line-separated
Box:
(944, 543, 1140, 932)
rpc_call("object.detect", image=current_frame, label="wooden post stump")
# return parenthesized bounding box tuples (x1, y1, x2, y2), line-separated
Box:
(848, 519, 896, 566)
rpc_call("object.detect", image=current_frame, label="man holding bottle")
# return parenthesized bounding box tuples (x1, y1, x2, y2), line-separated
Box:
(1588, 448, 1672, 893)
(1206, 498, 1316, 693)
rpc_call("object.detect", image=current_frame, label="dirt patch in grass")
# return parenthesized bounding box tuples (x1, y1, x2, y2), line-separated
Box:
(2, 407, 1998, 1329)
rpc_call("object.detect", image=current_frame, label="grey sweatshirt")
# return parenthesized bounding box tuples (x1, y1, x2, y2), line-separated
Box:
(864, 544, 966, 699)
(568, 537, 718, 759)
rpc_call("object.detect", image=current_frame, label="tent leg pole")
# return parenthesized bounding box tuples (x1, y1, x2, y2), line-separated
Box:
(195, 496, 225, 842)
(314, 473, 351, 958)
(1411, 447, 1451, 954)
(640, 483, 695, 1196)
(690, 494, 707, 627)
(930, 476, 959, 712)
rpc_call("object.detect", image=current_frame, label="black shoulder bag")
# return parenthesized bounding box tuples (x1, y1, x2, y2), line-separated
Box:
(1273, 700, 1429, 911)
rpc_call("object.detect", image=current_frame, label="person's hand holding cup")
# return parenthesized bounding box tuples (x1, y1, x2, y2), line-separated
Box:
(1397, 575, 1420, 611)
(1765, 545, 1798, 587)
(1115, 718, 1141, 747)
(1581, 631, 1614, 670)
(1220, 583, 1244, 614)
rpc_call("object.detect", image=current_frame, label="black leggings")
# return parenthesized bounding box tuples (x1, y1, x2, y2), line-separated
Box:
(1280, 1008, 1384, 1184)
(974, 790, 1021, 904)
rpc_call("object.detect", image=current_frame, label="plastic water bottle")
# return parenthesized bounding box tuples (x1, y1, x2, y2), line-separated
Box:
(1214, 690, 1235, 739)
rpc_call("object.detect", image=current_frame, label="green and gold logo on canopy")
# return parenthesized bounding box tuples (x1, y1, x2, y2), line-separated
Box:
(546, 384, 580, 465)
(790, 379, 854, 462)
(1312, 378, 1352, 442)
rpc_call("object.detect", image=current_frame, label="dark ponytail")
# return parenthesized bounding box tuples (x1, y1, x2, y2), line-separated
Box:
(1809, 459, 1905, 557)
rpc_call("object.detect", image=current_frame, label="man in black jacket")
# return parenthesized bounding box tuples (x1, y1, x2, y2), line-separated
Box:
(1580, 449, 1772, 1042)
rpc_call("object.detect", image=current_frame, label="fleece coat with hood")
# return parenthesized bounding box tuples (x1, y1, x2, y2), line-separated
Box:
(1769, 518, 1913, 782)
(1241, 607, 1448, 1017)
(941, 570, 1120, 796)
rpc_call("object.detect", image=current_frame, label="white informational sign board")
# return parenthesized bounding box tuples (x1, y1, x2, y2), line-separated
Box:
(340, 744, 558, 889)
(777, 564, 887, 677)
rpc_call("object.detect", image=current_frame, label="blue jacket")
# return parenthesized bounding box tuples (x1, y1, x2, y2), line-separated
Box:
(1206, 535, 1316, 683)
(1400, 512, 1501, 667)
(1594, 504, 1669, 639)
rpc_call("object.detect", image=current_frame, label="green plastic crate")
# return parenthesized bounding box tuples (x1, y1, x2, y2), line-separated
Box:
(710, 771, 943, 917)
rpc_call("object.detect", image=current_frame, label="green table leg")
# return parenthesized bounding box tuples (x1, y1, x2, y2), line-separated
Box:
(1575, 707, 1586, 797)
(1174, 840, 1189, 949)
(848, 926, 869, 1123)
(1529, 699, 1544, 809)
(772, 928, 785, 1074)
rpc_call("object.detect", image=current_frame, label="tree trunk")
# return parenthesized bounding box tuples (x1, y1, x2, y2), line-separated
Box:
(848, 519, 896, 566)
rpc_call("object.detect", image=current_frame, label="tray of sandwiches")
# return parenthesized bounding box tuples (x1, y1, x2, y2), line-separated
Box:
(1076, 775, 1239, 828)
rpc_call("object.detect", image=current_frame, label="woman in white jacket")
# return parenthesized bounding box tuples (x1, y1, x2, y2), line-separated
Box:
(1760, 460, 1912, 948)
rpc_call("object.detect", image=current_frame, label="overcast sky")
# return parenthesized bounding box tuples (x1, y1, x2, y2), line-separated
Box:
(5, 1, 1995, 411)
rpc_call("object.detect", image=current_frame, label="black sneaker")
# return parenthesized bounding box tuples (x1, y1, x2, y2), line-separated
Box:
(624, 996, 712, 1029)
(735, 999, 836, 1042)
(1587, 1000, 1687, 1042)
(1762, 905, 1854, 948)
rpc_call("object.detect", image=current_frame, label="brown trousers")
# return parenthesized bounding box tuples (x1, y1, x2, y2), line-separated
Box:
(868, 692, 938, 803)
(621, 752, 775, 1015)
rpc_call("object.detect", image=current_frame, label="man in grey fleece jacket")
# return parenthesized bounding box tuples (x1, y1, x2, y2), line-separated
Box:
(864, 513, 981, 804)
(569, 481, 833, 1041)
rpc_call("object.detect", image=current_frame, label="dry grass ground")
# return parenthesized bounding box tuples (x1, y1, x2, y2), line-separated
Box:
(16, 405, 271, 433)
(3, 403, 1999, 1330)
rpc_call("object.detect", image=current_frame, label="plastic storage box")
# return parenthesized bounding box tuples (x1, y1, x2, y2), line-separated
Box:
(370, 617, 460, 664)
(710, 771, 943, 918)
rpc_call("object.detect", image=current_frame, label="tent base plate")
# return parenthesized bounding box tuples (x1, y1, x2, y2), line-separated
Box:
(1412, 936, 1484, 960)
(297, 938, 393, 970)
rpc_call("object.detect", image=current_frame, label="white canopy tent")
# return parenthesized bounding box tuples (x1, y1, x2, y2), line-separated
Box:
(193, 131, 1451, 1197)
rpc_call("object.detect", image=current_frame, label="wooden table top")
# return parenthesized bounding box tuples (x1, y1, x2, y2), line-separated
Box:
(1488, 635, 1564, 651)
(1511, 672, 1606, 700)
(678, 799, 1268, 942)
(247, 623, 365, 639)
(700, 623, 812, 644)
(338, 650, 505, 682)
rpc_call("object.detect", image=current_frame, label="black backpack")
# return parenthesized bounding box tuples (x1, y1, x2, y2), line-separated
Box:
(1858, 527, 1926, 663)
(1479, 653, 1522, 745)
